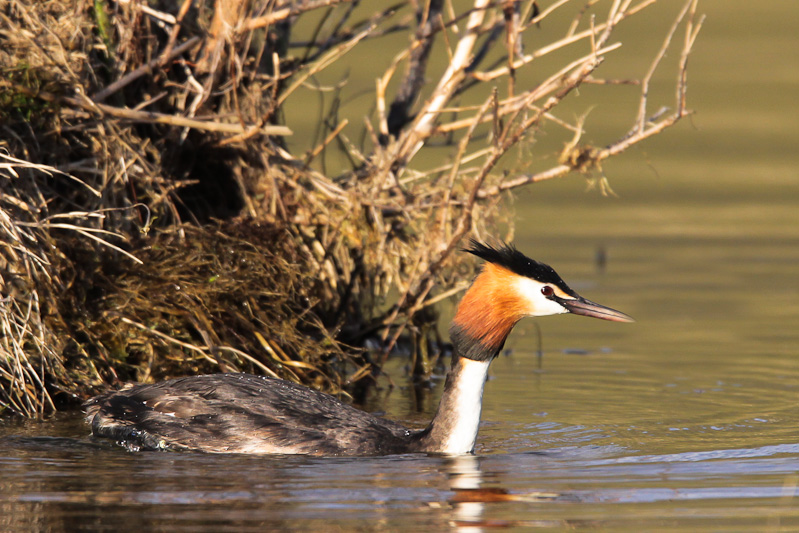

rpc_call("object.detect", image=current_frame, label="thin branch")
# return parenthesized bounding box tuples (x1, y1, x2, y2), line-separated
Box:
(386, 0, 443, 137)
(305, 118, 349, 164)
(277, 24, 374, 106)
(160, 0, 195, 66)
(391, 0, 492, 165)
(3, 81, 293, 136)
(473, 0, 655, 83)
(633, 0, 693, 133)
(93, 37, 201, 102)
(435, 42, 622, 135)
(239, 0, 351, 32)
(479, 0, 704, 198)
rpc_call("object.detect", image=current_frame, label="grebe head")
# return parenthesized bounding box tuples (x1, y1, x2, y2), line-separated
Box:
(466, 240, 634, 322)
(450, 240, 633, 361)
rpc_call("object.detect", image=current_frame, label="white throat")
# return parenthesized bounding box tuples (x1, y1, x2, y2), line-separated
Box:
(441, 358, 491, 455)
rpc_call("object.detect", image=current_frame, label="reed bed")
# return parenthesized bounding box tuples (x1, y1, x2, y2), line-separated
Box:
(0, 0, 702, 417)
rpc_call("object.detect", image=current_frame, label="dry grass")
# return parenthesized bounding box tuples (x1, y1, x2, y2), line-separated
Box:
(0, 0, 702, 417)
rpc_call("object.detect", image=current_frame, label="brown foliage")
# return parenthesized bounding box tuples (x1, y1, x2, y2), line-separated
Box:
(0, 0, 701, 417)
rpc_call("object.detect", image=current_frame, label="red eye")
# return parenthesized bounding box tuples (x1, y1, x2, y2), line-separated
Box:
(541, 286, 554, 297)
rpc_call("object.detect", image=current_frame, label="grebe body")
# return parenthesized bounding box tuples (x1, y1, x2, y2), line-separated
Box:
(86, 373, 419, 455)
(85, 241, 633, 455)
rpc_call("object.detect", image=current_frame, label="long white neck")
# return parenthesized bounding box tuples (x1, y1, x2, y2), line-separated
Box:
(416, 356, 491, 454)
(413, 263, 522, 454)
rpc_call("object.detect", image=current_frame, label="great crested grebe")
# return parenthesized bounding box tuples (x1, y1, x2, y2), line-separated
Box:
(84, 241, 633, 456)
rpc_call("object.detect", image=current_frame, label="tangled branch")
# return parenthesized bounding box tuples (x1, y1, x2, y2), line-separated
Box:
(0, 0, 702, 417)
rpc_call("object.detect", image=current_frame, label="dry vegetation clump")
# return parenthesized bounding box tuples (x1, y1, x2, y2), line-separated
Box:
(0, 0, 702, 417)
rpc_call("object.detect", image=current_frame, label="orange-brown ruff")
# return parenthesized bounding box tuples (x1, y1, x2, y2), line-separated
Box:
(85, 240, 633, 456)
(453, 262, 534, 354)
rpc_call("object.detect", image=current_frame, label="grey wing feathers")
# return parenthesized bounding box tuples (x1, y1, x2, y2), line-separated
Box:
(84, 373, 412, 455)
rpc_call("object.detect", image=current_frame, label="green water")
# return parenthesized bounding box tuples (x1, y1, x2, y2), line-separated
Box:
(2, 1, 798, 530)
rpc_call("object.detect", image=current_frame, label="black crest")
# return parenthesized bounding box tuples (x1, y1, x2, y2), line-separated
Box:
(464, 240, 577, 296)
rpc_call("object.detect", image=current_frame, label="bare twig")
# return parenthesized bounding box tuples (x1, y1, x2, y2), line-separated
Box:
(479, 0, 703, 197)
(93, 37, 201, 102)
(391, 0, 492, 165)
(385, 0, 444, 138)
(160, 0, 194, 67)
(240, 0, 350, 32)
(3, 81, 292, 136)
(473, 0, 655, 83)
(277, 24, 374, 106)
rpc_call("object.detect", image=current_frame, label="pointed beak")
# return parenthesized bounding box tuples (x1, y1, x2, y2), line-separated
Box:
(559, 296, 634, 323)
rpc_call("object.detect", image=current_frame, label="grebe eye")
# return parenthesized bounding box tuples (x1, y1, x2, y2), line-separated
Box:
(541, 285, 554, 297)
